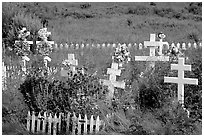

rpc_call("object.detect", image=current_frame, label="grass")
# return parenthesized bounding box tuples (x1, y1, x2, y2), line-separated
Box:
(49, 12, 201, 44)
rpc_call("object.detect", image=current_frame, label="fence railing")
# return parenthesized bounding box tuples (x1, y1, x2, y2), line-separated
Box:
(52, 42, 202, 50)
(26, 111, 104, 135)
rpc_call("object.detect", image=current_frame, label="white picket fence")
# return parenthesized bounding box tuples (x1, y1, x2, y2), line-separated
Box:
(26, 111, 104, 135)
(52, 42, 202, 50)
(2, 62, 59, 90)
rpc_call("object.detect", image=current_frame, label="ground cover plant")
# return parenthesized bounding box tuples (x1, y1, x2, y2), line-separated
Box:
(2, 2, 202, 135)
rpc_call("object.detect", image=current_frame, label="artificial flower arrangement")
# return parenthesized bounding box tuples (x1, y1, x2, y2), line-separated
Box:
(165, 45, 185, 62)
(36, 28, 53, 56)
(14, 27, 31, 56)
(112, 44, 131, 67)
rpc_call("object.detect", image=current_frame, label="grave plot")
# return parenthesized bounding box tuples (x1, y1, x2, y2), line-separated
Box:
(135, 34, 169, 69)
(61, 54, 78, 77)
(164, 57, 198, 110)
(101, 63, 125, 100)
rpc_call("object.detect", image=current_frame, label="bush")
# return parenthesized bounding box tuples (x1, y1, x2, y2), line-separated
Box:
(80, 3, 91, 9)
(150, 2, 156, 6)
(153, 7, 177, 18)
(187, 32, 200, 43)
(185, 2, 202, 15)
(127, 5, 150, 15)
(3, 10, 43, 55)
(19, 65, 108, 117)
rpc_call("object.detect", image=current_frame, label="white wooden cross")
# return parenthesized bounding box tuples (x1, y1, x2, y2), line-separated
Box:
(61, 54, 78, 77)
(101, 63, 125, 100)
(164, 57, 198, 106)
(135, 34, 169, 68)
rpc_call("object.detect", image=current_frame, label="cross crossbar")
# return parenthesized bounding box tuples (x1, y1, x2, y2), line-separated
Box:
(164, 57, 198, 105)
(101, 63, 125, 100)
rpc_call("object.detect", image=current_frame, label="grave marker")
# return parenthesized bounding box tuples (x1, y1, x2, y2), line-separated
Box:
(164, 57, 198, 106)
(158, 38, 168, 55)
(61, 54, 78, 77)
(101, 63, 125, 100)
(21, 56, 30, 73)
(135, 34, 169, 68)
(43, 56, 52, 68)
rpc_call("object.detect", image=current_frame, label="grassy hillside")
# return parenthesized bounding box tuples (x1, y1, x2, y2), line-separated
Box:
(3, 2, 202, 45)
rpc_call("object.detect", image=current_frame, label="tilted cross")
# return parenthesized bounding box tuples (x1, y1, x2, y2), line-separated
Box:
(61, 54, 78, 77)
(135, 34, 169, 68)
(164, 57, 198, 106)
(101, 63, 125, 100)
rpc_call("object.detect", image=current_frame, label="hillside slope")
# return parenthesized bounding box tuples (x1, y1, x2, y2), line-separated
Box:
(2, 2, 202, 44)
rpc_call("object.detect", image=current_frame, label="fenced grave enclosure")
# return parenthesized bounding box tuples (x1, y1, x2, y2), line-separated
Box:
(26, 111, 104, 135)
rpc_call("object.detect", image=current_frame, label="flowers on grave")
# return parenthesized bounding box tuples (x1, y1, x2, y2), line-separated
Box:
(14, 27, 31, 56)
(62, 59, 72, 69)
(165, 45, 185, 62)
(38, 28, 51, 41)
(36, 28, 53, 56)
(112, 44, 131, 65)
(18, 27, 30, 41)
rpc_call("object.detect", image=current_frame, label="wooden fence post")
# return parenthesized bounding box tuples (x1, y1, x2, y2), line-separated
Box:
(27, 111, 31, 132)
(66, 112, 70, 134)
(48, 113, 52, 135)
(78, 114, 81, 135)
(42, 112, 46, 133)
(53, 113, 57, 135)
(95, 116, 100, 133)
(31, 111, 35, 133)
(58, 113, 62, 134)
(37, 112, 41, 133)
(84, 114, 88, 135)
(72, 112, 77, 135)
(90, 115, 94, 134)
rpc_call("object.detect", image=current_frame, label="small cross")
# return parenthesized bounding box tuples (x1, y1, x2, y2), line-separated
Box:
(43, 56, 52, 68)
(135, 34, 169, 68)
(164, 57, 198, 106)
(101, 63, 125, 100)
(61, 54, 78, 77)
(21, 55, 30, 73)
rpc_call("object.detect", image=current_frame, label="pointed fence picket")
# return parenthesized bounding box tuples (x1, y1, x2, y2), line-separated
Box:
(26, 111, 104, 135)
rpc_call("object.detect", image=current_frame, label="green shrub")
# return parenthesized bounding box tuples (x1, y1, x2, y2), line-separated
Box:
(19, 64, 108, 117)
(187, 31, 200, 43)
(127, 5, 150, 15)
(185, 2, 202, 15)
(4, 11, 43, 55)
(153, 7, 176, 18)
